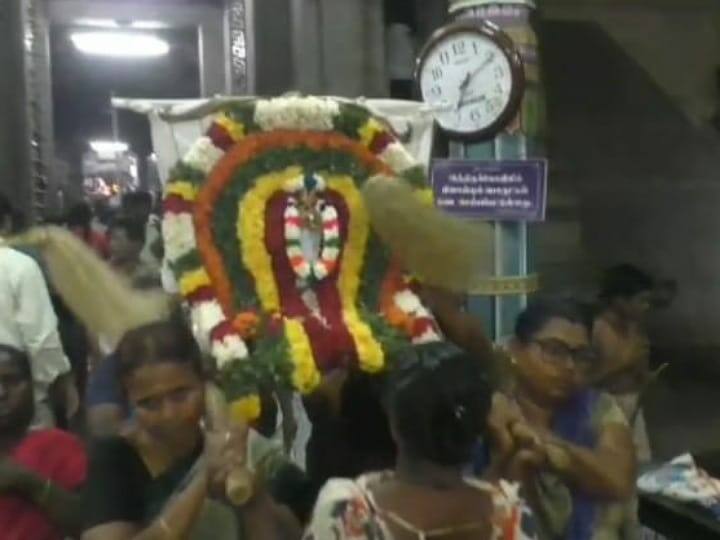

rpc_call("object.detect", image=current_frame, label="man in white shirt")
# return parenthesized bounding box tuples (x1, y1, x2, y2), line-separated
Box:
(0, 196, 77, 427)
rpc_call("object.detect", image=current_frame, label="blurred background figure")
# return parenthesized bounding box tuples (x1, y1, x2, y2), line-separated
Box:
(66, 202, 110, 260)
(592, 265, 675, 464)
(108, 216, 160, 289)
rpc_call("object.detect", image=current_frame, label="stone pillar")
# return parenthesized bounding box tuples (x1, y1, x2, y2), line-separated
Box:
(226, 0, 254, 95)
(287, 0, 388, 97)
(323, 0, 387, 97)
(416, 0, 450, 42)
(0, 0, 40, 219)
(250, 0, 294, 95)
(449, 1, 545, 339)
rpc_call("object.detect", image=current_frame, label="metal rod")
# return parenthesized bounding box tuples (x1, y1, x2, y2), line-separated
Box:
(492, 136, 503, 342)
(519, 136, 529, 308)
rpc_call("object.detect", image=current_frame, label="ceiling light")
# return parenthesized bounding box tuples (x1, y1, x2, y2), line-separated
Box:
(75, 18, 119, 28)
(90, 140, 129, 154)
(71, 31, 170, 58)
(131, 21, 169, 30)
(74, 19, 170, 30)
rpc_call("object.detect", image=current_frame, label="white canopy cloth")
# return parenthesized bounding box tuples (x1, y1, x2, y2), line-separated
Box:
(112, 96, 437, 185)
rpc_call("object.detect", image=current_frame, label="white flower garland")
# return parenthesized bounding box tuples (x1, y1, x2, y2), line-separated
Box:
(183, 136, 226, 174)
(254, 96, 340, 132)
(284, 200, 341, 282)
(162, 213, 197, 262)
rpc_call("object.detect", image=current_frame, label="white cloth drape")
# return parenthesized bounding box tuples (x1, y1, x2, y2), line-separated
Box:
(112, 97, 437, 186)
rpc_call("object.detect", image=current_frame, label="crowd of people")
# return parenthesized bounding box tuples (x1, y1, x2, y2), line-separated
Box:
(0, 189, 670, 540)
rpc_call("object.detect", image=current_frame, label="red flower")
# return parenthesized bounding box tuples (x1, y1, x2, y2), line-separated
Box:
(163, 194, 194, 215)
(369, 131, 394, 154)
(207, 122, 236, 151)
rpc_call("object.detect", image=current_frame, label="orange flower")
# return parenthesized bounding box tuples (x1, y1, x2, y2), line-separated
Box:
(380, 260, 417, 336)
(232, 312, 260, 338)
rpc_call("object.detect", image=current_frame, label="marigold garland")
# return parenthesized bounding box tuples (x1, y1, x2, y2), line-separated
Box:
(165, 181, 198, 202)
(229, 394, 261, 423)
(358, 118, 387, 148)
(215, 113, 246, 142)
(239, 168, 301, 313)
(179, 268, 212, 297)
(328, 175, 385, 373)
(163, 98, 443, 406)
(284, 318, 322, 393)
(232, 312, 260, 339)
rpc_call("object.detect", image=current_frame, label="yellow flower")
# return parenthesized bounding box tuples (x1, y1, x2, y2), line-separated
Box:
(215, 113, 246, 142)
(179, 268, 211, 296)
(327, 176, 385, 374)
(415, 188, 434, 207)
(284, 318, 322, 393)
(358, 118, 386, 148)
(239, 166, 302, 313)
(229, 394, 261, 423)
(165, 181, 198, 202)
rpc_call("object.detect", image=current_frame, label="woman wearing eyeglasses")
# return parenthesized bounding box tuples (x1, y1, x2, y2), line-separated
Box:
(492, 298, 638, 540)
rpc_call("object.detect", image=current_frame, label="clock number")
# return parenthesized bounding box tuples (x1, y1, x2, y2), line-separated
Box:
(486, 98, 503, 116)
(452, 41, 466, 56)
(470, 109, 483, 122)
(472, 41, 481, 55)
(439, 50, 450, 65)
(431, 67, 443, 81)
(430, 85, 442, 97)
(494, 65, 504, 79)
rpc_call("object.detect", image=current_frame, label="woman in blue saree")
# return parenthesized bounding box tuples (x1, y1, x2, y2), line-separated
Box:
(484, 298, 638, 540)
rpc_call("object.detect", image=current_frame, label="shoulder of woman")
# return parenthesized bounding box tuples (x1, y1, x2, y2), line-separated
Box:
(467, 480, 538, 538)
(23, 428, 85, 452)
(592, 393, 630, 429)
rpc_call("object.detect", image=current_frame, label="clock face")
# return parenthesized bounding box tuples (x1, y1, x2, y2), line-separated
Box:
(417, 24, 524, 139)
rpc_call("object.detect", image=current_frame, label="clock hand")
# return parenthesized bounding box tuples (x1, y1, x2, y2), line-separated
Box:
(457, 94, 486, 111)
(461, 55, 495, 95)
(455, 72, 472, 110)
(455, 53, 495, 110)
(433, 96, 486, 113)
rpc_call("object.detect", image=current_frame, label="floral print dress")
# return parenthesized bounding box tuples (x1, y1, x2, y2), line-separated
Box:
(303, 472, 538, 540)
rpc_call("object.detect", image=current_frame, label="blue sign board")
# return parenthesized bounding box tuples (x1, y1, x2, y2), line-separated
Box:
(431, 159, 548, 221)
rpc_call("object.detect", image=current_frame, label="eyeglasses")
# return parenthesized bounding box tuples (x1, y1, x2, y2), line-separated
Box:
(530, 338, 597, 368)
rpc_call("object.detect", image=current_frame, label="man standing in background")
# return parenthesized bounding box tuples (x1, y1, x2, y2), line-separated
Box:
(0, 195, 78, 428)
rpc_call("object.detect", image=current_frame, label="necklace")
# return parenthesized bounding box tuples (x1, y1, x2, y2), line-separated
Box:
(284, 194, 341, 283)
